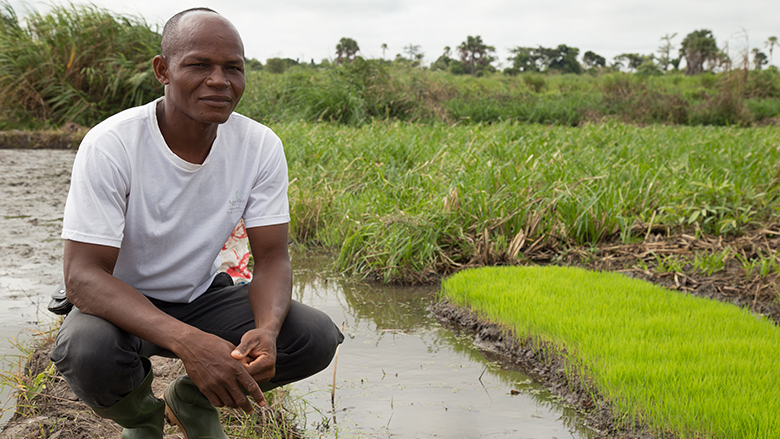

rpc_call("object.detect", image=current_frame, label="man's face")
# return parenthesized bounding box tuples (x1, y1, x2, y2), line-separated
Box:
(156, 13, 246, 126)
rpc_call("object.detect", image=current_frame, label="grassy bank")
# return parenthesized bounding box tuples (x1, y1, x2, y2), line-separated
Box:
(441, 265, 780, 438)
(278, 121, 780, 282)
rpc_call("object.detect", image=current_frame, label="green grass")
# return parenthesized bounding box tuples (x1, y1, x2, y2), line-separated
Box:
(441, 265, 780, 438)
(277, 121, 780, 282)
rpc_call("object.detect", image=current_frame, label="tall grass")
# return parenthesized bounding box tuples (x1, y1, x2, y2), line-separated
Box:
(0, 2, 162, 129)
(278, 122, 780, 282)
(441, 265, 780, 438)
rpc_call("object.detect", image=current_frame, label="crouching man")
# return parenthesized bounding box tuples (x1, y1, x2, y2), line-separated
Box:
(50, 8, 343, 439)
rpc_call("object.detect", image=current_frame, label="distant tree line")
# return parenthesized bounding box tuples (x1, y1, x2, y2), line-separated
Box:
(248, 30, 779, 78)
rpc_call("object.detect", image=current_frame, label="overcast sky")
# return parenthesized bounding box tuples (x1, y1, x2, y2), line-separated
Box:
(7, 0, 780, 69)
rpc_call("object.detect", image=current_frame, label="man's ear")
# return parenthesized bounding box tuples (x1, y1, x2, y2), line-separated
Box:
(153, 55, 170, 85)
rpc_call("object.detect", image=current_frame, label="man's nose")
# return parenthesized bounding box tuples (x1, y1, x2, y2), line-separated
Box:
(205, 68, 230, 88)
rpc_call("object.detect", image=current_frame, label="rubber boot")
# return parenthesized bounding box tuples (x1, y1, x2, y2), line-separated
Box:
(90, 357, 165, 439)
(163, 375, 229, 439)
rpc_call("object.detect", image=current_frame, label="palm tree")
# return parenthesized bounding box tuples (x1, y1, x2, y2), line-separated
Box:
(752, 48, 768, 70)
(381, 43, 388, 60)
(766, 36, 778, 66)
(335, 37, 359, 64)
(457, 35, 496, 75)
(404, 43, 422, 62)
(680, 29, 719, 75)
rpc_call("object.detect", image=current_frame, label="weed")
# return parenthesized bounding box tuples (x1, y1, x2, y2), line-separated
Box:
(0, 3, 162, 128)
(692, 247, 731, 275)
(653, 253, 685, 274)
(277, 122, 780, 282)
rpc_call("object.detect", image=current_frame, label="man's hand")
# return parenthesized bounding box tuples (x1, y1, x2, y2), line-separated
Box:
(231, 328, 277, 382)
(176, 330, 267, 413)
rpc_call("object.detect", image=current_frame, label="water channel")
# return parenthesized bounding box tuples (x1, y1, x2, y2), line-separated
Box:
(0, 150, 594, 437)
(288, 256, 593, 438)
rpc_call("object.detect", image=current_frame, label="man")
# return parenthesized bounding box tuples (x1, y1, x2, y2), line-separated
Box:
(50, 8, 343, 439)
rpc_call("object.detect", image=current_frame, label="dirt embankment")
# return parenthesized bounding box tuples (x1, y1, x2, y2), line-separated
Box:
(0, 125, 86, 150)
(1, 342, 189, 439)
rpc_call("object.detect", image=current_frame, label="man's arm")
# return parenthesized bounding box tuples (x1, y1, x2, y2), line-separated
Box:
(63, 240, 266, 412)
(229, 223, 292, 382)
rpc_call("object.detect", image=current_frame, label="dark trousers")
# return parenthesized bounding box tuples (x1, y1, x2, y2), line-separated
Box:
(50, 273, 344, 408)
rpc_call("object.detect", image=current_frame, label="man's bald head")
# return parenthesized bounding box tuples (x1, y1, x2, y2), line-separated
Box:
(161, 8, 233, 60)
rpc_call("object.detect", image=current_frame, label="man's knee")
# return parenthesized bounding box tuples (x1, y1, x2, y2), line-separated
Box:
(274, 301, 344, 383)
(50, 309, 145, 407)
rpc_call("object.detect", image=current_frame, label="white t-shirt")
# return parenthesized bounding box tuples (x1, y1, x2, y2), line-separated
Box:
(62, 98, 290, 303)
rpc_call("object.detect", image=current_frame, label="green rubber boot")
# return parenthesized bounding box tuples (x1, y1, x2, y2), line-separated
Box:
(163, 375, 228, 439)
(90, 357, 165, 439)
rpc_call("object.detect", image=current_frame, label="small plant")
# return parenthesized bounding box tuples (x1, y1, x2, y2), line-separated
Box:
(221, 387, 303, 439)
(0, 327, 59, 419)
(653, 253, 685, 273)
(752, 249, 780, 278)
(737, 252, 760, 280)
(692, 247, 731, 276)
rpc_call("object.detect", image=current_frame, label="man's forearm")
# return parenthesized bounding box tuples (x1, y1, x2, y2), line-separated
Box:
(247, 254, 292, 336)
(66, 266, 204, 355)
(63, 240, 206, 356)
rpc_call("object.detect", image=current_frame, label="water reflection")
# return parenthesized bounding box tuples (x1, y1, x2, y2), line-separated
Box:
(289, 255, 592, 439)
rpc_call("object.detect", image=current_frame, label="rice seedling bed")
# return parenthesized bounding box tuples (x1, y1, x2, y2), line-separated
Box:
(440, 265, 780, 439)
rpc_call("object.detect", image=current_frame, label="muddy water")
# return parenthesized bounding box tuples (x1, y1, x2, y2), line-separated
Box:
(288, 257, 592, 438)
(0, 150, 592, 437)
(0, 150, 72, 425)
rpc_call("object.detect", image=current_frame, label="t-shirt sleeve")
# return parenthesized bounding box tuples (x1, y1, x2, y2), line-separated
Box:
(61, 142, 129, 248)
(242, 134, 290, 229)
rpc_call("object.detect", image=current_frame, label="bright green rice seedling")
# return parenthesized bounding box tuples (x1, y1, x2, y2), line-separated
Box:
(442, 266, 780, 439)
